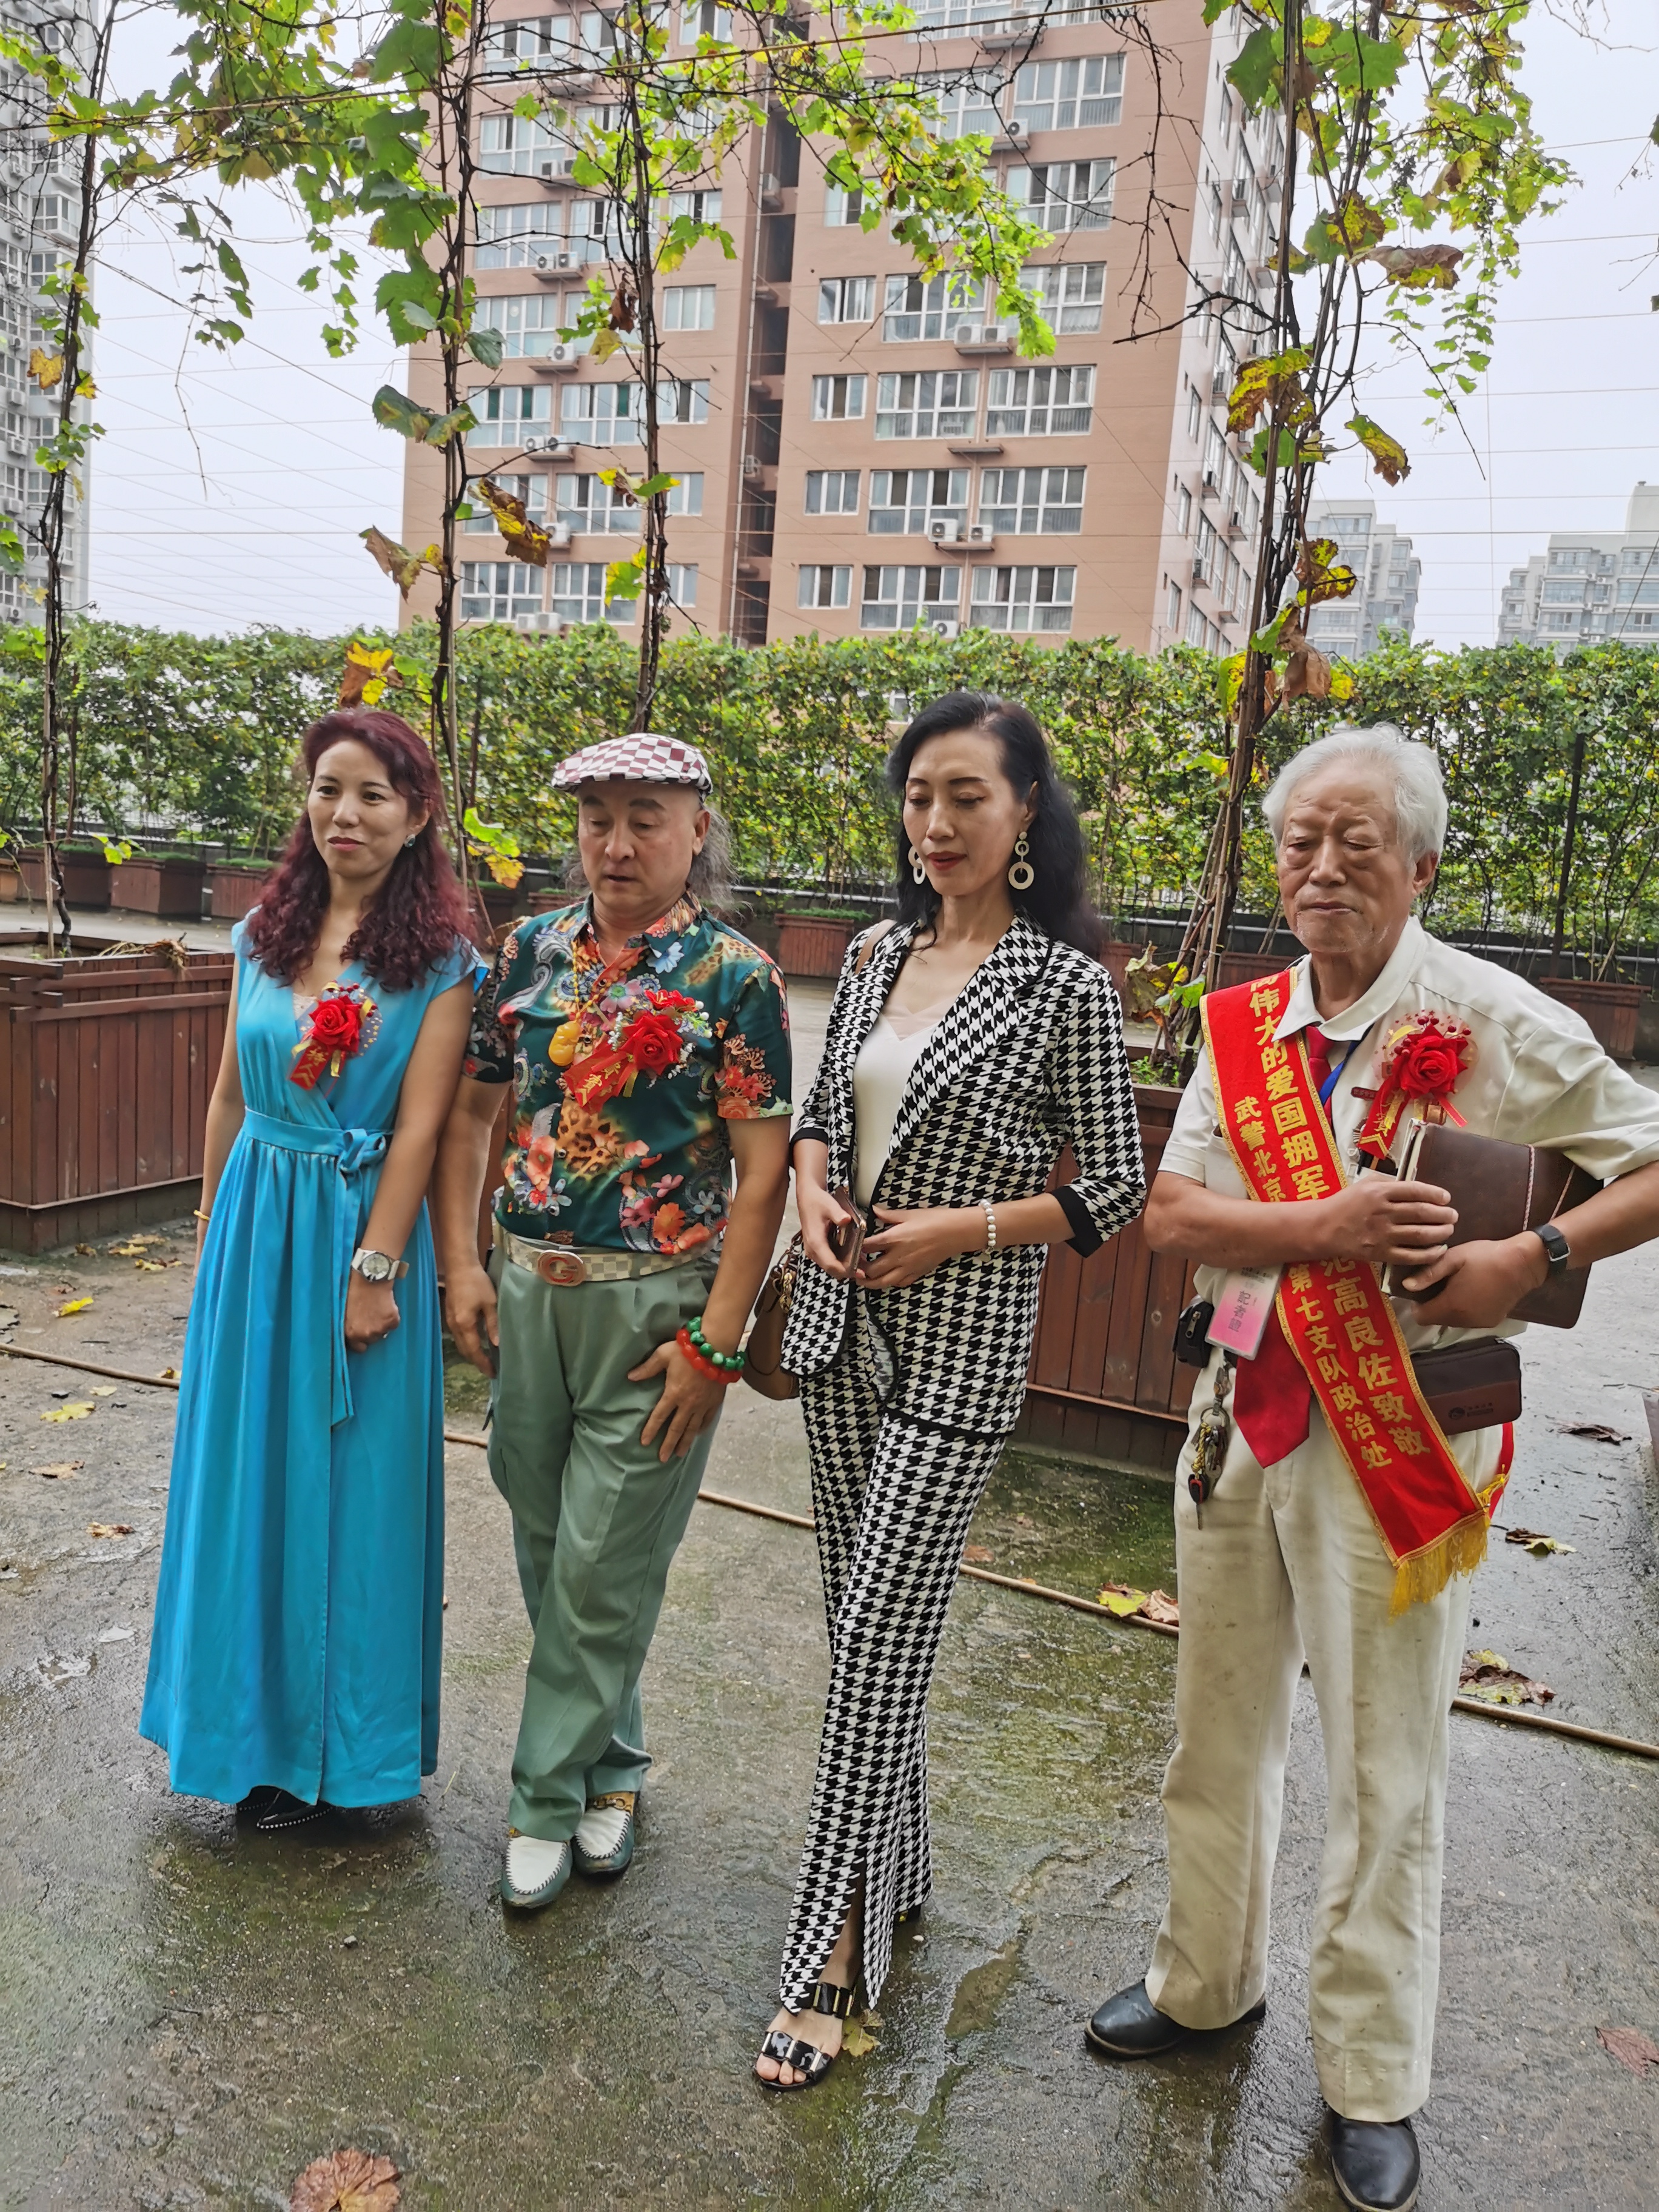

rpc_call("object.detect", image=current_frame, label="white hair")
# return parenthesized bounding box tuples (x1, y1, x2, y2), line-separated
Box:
(1261, 723, 1447, 862)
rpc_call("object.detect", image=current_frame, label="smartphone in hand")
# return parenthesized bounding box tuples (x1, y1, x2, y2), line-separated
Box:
(825, 1185, 865, 1274)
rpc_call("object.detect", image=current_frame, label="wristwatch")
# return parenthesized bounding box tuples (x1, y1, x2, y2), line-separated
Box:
(1529, 1222, 1570, 1279)
(350, 1247, 409, 1283)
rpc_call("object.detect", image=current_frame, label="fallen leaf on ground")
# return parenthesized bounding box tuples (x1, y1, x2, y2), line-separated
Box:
(1459, 1649, 1553, 1706)
(74, 1243, 94, 1256)
(290, 2148, 401, 2212)
(1142, 1589, 1181, 1627)
(1502, 1527, 1576, 1556)
(87, 1523, 134, 1538)
(158, 1366, 180, 1381)
(92, 1386, 116, 1397)
(1559, 1422, 1629, 1444)
(109, 1236, 164, 1255)
(962, 1544, 994, 1564)
(1098, 1582, 1150, 1617)
(1597, 2025, 1659, 2078)
(33, 1461, 83, 1478)
(135, 1259, 169, 1272)
(55, 1298, 93, 1316)
(41, 1402, 93, 1422)
(840, 2016, 879, 2058)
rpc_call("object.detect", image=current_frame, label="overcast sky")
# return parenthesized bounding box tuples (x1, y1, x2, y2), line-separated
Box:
(86, 4, 1657, 645)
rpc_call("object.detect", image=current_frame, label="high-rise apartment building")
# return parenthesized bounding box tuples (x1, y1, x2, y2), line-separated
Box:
(401, 0, 1284, 652)
(1303, 497, 1419, 659)
(1497, 482, 1659, 654)
(0, 0, 95, 626)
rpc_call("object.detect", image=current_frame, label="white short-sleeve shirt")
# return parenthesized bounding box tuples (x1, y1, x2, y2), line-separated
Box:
(1161, 915, 1659, 1352)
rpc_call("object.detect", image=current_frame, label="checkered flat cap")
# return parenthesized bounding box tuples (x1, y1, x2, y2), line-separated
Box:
(551, 732, 713, 794)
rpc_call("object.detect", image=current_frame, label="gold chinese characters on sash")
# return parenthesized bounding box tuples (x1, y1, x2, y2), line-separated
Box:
(1204, 969, 1500, 1613)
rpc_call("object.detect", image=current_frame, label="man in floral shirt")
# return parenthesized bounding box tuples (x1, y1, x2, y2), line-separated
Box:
(435, 734, 791, 1915)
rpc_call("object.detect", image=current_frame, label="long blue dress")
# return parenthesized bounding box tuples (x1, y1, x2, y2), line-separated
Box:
(140, 922, 482, 1808)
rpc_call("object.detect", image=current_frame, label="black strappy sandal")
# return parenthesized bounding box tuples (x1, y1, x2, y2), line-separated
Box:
(755, 1978, 857, 2093)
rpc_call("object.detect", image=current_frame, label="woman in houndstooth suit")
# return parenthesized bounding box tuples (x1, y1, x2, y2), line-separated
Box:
(754, 694, 1146, 2090)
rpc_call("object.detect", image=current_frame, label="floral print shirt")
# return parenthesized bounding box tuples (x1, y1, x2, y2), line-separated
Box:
(466, 891, 792, 1253)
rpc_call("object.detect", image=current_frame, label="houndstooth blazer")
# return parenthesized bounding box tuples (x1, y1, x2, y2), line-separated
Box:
(781, 912, 1145, 1435)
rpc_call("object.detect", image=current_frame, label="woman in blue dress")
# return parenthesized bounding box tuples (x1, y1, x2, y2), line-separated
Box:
(141, 707, 482, 1831)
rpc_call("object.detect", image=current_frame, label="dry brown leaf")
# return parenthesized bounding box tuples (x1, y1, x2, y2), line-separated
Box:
(158, 1366, 180, 1381)
(1459, 1649, 1553, 1705)
(33, 1460, 83, 1478)
(962, 1544, 994, 1564)
(1142, 1589, 1181, 1627)
(1501, 1527, 1576, 1556)
(87, 1523, 134, 1538)
(1597, 2025, 1659, 2078)
(1560, 1422, 1629, 1444)
(1279, 617, 1333, 703)
(361, 526, 443, 600)
(474, 477, 551, 567)
(1364, 243, 1463, 290)
(1098, 1581, 1150, 1617)
(840, 2015, 879, 2058)
(41, 1402, 93, 1423)
(29, 346, 63, 389)
(74, 1242, 95, 1256)
(290, 2149, 402, 2212)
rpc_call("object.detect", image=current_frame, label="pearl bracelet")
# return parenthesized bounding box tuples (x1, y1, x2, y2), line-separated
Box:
(981, 1202, 998, 1256)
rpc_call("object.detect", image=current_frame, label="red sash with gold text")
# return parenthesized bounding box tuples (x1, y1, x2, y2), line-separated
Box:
(1204, 970, 1495, 1613)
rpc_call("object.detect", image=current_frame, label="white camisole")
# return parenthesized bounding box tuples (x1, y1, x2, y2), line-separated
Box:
(852, 1011, 939, 1207)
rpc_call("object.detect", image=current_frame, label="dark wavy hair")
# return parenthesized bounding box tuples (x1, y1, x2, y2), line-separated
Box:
(886, 692, 1100, 956)
(244, 709, 473, 992)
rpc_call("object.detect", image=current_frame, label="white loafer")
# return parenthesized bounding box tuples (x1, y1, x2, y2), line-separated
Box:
(573, 1791, 637, 1879)
(500, 1831, 572, 1911)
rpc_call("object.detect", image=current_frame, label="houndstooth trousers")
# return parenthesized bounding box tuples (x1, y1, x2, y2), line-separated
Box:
(777, 1324, 1007, 2014)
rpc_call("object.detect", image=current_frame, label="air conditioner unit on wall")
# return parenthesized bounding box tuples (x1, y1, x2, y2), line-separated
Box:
(928, 618, 960, 638)
(1002, 122, 1030, 149)
(547, 521, 572, 549)
(532, 250, 577, 280)
(967, 521, 995, 546)
(927, 517, 961, 544)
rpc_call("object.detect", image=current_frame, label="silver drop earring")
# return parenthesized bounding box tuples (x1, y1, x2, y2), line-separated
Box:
(909, 844, 928, 886)
(403, 833, 417, 849)
(1008, 831, 1034, 891)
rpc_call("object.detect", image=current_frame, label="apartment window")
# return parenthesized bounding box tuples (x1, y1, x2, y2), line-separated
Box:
(1021, 261, 1105, 334)
(969, 565, 1074, 632)
(463, 474, 548, 536)
(1620, 546, 1653, 572)
(882, 272, 984, 343)
(561, 383, 635, 444)
(554, 474, 641, 534)
(577, 10, 618, 60)
(1202, 418, 1227, 488)
(823, 185, 867, 226)
(800, 565, 852, 609)
(478, 114, 563, 176)
(668, 563, 698, 607)
(1185, 599, 1208, 648)
(985, 364, 1093, 435)
(860, 565, 960, 629)
(1186, 385, 1202, 440)
(477, 293, 572, 358)
(1549, 548, 1590, 571)
(659, 378, 709, 423)
(1195, 512, 1219, 585)
(1617, 574, 1659, 605)
(805, 469, 860, 515)
(1009, 160, 1116, 230)
(1167, 579, 1182, 631)
(551, 562, 635, 623)
(1543, 612, 1582, 632)
(1012, 54, 1125, 133)
(666, 472, 704, 514)
(1541, 580, 1586, 605)
(668, 189, 723, 224)
(470, 383, 555, 441)
(663, 284, 717, 330)
(979, 466, 1084, 535)
(1176, 482, 1192, 534)
(482, 15, 564, 72)
(460, 561, 543, 623)
(916, 70, 1001, 141)
(819, 276, 875, 323)
(682, 0, 731, 38)
(875, 370, 979, 438)
(812, 374, 867, 421)
(868, 468, 970, 535)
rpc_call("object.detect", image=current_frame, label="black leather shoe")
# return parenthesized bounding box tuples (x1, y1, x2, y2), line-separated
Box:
(1084, 1978, 1265, 2058)
(1327, 2110, 1420, 2212)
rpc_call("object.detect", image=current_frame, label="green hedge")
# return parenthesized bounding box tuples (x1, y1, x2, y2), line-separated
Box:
(6, 620, 1658, 970)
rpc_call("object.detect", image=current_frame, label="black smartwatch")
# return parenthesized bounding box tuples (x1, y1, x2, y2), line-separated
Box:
(1530, 1222, 1570, 1278)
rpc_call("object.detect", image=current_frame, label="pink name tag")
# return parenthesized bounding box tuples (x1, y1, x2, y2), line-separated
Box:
(1206, 1267, 1281, 1360)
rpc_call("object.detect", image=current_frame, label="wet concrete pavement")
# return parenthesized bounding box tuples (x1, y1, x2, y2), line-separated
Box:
(1, 1029, 1657, 2205)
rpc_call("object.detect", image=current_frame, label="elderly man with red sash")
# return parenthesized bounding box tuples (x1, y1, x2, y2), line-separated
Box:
(1085, 724, 1659, 2212)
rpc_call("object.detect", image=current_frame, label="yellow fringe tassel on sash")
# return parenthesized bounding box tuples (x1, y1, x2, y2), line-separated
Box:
(1388, 1510, 1490, 1617)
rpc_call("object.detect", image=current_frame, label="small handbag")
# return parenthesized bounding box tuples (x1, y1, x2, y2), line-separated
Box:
(743, 1233, 802, 1400)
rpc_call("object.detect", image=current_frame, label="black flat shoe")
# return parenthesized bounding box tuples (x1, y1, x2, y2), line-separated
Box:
(1084, 1978, 1265, 2058)
(255, 1789, 326, 1833)
(754, 1977, 857, 2093)
(235, 1785, 280, 1820)
(1327, 2111, 1420, 2212)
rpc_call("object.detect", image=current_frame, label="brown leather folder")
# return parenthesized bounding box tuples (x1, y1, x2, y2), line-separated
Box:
(1386, 1121, 1599, 1328)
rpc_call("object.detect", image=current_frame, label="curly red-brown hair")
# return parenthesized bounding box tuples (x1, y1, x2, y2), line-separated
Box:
(243, 709, 474, 993)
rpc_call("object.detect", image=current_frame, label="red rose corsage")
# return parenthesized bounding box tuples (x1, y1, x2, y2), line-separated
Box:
(1356, 1010, 1474, 1162)
(291, 980, 381, 1090)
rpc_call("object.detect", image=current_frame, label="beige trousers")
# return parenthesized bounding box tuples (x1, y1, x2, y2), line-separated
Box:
(1145, 1352, 1502, 2123)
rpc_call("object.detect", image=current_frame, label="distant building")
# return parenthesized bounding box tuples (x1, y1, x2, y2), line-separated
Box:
(1497, 482, 1659, 653)
(1303, 498, 1419, 659)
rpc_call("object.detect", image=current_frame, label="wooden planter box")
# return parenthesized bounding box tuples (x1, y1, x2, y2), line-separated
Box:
(1099, 939, 1138, 1002)
(110, 854, 207, 920)
(0, 935, 232, 1251)
(1218, 948, 1290, 990)
(777, 914, 857, 978)
(1013, 1083, 1197, 1476)
(1536, 976, 1644, 1062)
(18, 848, 112, 910)
(207, 860, 270, 921)
(0, 860, 19, 904)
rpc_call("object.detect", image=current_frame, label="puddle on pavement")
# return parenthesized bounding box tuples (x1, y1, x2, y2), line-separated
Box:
(970, 1444, 1179, 1603)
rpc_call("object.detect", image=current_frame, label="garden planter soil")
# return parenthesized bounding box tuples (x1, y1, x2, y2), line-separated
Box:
(1535, 976, 1644, 1062)
(777, 914, 857, 978)
(19, 848, 112, 910)
(110, 856, 207, 920)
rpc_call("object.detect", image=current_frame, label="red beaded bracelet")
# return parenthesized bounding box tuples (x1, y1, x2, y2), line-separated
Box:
(675, 1325, 732, 1385)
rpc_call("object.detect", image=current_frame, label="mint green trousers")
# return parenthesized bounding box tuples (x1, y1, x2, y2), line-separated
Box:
(488, 1252, 720, 1842)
